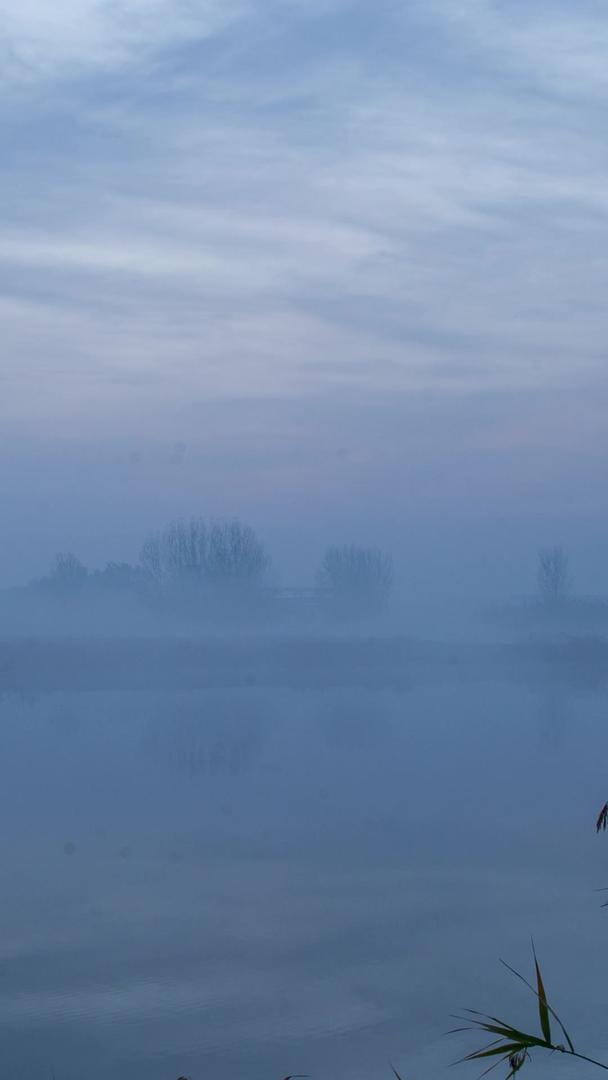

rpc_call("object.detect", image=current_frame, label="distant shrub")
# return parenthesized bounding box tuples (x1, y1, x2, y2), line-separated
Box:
(46, 552, 88, 595)
(317, 543, 393, 618)
(89, 561, 144, 594)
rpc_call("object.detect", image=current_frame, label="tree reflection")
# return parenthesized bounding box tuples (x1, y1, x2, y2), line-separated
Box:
(143, 693, 268, 780)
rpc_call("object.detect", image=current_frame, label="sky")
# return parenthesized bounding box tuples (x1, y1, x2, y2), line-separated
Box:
(1, 0, 608, 596)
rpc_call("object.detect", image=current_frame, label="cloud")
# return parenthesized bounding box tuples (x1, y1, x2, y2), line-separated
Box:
(0, 0, 247, 83)
(426, 0, 608, 100)
(2, 0, 608, 575)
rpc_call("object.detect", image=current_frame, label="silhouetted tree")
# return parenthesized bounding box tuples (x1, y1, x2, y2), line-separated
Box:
(317, 544, 393, 618)
(140, 518, 208, 591)
(47, 552, 88, 594)
(206, 521, 269, 586)
(537, 546, 569, 605)
(139, 517, 269, 606)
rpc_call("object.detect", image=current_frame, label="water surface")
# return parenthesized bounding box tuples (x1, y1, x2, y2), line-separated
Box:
(0, 670, 606, 1079)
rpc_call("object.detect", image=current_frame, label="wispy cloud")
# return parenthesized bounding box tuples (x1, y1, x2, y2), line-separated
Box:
(2, 0, 608, 574)
(0, 0, 248, 82)
(426, 0, 608, 100)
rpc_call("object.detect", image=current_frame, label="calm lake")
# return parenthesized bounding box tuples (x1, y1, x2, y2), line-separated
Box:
(0, 662, 607, 1079)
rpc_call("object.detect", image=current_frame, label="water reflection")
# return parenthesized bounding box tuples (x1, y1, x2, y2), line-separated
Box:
(143, 692, 268, 781)
(0, 680, 605, 1080)
(323, 694, 393, 752)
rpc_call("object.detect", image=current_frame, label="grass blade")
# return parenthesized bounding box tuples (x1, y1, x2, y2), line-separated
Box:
(451, 1013, 547, 1049)
(532, 944, 551, 1045)
(464, 1043, 532, 1062)
(499, 957, 574, 1052)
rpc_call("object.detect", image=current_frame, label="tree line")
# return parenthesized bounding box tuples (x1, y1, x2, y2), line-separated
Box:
(30, 516, 394, 622)
(27, 526, 572, 624)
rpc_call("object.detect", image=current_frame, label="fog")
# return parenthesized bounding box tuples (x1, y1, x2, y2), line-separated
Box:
(1, 529, 608, 1080)
(3, 1, 608, 1078)
(1, 668, 608, 1080)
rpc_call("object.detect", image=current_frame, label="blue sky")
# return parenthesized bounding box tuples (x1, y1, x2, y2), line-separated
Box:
(2, 0, 608, 592)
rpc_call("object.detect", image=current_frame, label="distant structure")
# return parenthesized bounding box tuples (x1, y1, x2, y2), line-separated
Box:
(268, 586, 330, 616)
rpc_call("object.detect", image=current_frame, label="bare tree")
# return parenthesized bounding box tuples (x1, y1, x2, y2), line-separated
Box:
(537, 546, 570, 604)
(317, 544, 393, 618)
(206, 521, 269, 586)
(140, 518, 208, 591)
(139, 517, 269, 601)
